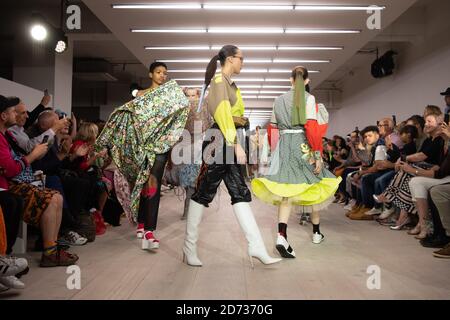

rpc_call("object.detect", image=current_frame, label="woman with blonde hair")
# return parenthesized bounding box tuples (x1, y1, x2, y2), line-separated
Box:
(70, 122, 108, 235)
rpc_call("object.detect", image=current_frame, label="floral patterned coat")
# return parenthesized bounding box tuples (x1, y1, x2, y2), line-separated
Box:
(95, 80, 190, 221)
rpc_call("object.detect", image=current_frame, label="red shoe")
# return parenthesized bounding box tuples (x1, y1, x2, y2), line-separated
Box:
(93, 210, 106, 235)
(141, 186, 157, 198)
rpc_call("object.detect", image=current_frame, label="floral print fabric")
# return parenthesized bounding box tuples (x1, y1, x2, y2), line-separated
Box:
(95, 80, 190, 221)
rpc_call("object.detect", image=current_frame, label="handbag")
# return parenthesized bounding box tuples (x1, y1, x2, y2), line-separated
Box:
(233, 116, 249, 128)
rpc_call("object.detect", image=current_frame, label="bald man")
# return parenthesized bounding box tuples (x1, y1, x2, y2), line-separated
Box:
(8, 101, 68, 154)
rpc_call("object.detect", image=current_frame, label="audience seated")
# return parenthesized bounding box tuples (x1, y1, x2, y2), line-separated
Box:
(332, 102, 449, 259)
(0, 95, 79, 272)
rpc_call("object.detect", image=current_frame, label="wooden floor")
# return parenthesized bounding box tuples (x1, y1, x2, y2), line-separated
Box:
(2, 185, 450, 300)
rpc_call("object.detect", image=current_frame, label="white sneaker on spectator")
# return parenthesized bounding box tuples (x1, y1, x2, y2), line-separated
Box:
(0, 276, 25, 289)
(344, 200, 356, 211)
(365, 207, 382, 216)
(312, 233, 325, 244)
(379, 207, 395, 220)
(59, 231, 88, 246)
(0, 256, 28, 277)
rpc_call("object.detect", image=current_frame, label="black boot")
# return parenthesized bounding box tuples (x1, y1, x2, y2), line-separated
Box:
(420, 234, 450, 248)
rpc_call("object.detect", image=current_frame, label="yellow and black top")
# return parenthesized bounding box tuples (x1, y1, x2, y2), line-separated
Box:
(207, 73, 245, 146)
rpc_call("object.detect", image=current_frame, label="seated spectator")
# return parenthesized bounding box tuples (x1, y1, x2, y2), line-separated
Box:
(0, 95, 78, 267)
(346, 126, 379, 219)
(376, 111, 446, 236)
(31, 113, 88, 246)
(407, 121, 450, 242)
(323, 141, 340, 171)
(70, 122, 106, 173)
(348, 118, 401, 220)
(8, 101, 68, 154)
(343, 132, 372, 211)
(333, 130, 364, 204)
(397, 125, 418, 158)
(424, 105, 442, 118)
(68, 122, 108, 235)
(406, 115, 426, 151)
(38, 110, 77, 140)
(332, 135, 349, 165)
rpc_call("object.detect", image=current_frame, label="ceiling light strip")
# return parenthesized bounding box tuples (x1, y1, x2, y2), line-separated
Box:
(133, 28, 360, 34)
(145, 45, 343, 51)
(114, 4, 385, 11)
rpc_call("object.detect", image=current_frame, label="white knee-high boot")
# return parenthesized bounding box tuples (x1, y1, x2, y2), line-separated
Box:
(182, 200, 204, 267)
(233, 202, 282, 267)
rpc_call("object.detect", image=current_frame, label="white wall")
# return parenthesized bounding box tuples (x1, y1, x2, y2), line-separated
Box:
(328, 0, 450, 137)
(53, 39, 74, 115)
(0, 77, 48, 110)
(13, 67, 55, 98)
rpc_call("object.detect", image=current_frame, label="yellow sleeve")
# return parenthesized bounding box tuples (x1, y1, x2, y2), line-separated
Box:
(214, 101, 237, 146)
(208, 76, 237, 145)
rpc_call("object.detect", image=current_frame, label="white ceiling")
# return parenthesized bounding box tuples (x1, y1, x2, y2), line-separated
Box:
(81, 0, 418, 99)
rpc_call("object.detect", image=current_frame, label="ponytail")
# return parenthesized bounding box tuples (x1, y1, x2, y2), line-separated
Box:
(292, 68, 307, 126)
(204, 54, 220, 91)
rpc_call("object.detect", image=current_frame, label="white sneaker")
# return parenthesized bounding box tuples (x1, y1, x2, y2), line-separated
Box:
(344, 200, 356, 211)
(312, 233, 325, 244)
(0, 276, 25, 289)
(0, 256, 28, 277)
(379, 207, 395, 220)
(136, 228, 144, 239)
(275, 233, 296, 258)
(365, 207, 382, 216)
(60, 231, 88, 246)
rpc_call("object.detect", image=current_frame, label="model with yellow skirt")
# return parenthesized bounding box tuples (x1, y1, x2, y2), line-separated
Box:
(251, 66, 341, 258)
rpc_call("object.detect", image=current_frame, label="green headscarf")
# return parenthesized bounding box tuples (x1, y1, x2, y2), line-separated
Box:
(291, 70, 307, 127)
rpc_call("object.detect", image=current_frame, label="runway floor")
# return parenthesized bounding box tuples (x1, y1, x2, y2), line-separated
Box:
(2, 184, 450, 300)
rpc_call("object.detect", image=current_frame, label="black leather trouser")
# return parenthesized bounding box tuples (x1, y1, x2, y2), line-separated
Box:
(137, 152, 169, 231)
(191, 130, 251, 207)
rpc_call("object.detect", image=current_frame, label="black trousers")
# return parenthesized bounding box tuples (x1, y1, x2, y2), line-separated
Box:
(137, 152, 169, 230)
(191, 130, 252, 207)
(0, 191, 24, 254)
(428, 187, 447, 237)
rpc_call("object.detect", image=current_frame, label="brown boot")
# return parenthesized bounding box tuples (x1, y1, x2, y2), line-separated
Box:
(433, 243, 450, 259)
(349, 206, 374, 220)
(40, 249, 79, 267)
(346, 204, 362, 217)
